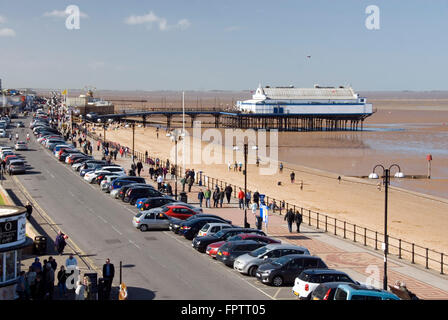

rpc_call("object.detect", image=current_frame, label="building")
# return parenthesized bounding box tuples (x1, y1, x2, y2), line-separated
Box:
(66, 93, 114, 115)
(237, 84, 372, 117)
(0, 206, 33, 300)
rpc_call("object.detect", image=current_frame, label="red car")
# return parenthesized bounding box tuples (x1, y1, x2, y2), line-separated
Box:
(206, 233, 281, 258)
(161, 204, 200, 220)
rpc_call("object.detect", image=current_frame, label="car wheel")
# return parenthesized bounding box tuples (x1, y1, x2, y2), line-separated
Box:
(139, 224, 148, 232)
(248, 266, 258, 277)
(272, 276, 283, 287)
(130, 199, 136, 205)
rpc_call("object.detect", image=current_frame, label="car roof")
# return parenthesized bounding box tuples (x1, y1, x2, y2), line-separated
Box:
(302, 269, 350, 276)
(204, 222, 231, 227)
(224, 240, 261, 247)
(339, 283, 390, 293)
(264, 243, 309, 250)
(316, 282, 354, 289)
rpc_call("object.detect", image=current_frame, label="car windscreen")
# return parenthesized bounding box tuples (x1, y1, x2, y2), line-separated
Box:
(249, 246, 269, 257)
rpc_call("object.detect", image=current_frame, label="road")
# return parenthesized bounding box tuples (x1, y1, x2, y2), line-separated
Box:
(8, 117, 271, 300)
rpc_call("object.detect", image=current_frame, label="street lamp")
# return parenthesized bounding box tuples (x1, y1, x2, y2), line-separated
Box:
(233, 143, 258, 228)
(369, 164, 405, 290)
(167, 129, 184, 201)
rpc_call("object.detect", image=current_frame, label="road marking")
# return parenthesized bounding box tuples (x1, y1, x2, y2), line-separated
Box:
(111, 225, 123, 235)
(128, 239, 140, 249)
(97, 215, 108, 223)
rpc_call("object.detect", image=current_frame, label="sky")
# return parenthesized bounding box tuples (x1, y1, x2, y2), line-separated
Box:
(0, 0, 447, 91)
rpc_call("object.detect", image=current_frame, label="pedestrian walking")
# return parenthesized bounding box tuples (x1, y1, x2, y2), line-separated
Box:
(213, 188, 220, 208)
(102, 258, 115, 300)
(181, 177, 186, 192)
(136, 161, 143, 176)
(44, 263, 55, 300)
(57, 266, 68, 297)
(279, 162, 283, 173)
(65, 254, 78, 268)
(25, 201, 33, 220)
(294, 210, 303, 233)
(290, 171, 295, 184)
(198, 189, 204, 208)
(245, 191, 251, 208)
(219, 190, 225, 207)
(75, 279, 85, 300)
(54, 231, 67, 255)
(253, 191, 260, 206)
(157, 174, 164, 190)
(204, 188, 211, 208)
(284, 209, 295, 233)
(224, 185, 232, 204)
(187, 175, 194, 192)
(16, 271, 27, 300)
(238, 188, 245, 209)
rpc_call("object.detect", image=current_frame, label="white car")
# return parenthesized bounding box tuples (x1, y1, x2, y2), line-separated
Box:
(292, 269, 357, 300)
(0, 129, 7, 138)
(100, 166, 126, 175)
(15, 141, 28, 151)
(100, 175, 121, 192)
(83, 170, 108, 183)
(197, 222, 233, 237)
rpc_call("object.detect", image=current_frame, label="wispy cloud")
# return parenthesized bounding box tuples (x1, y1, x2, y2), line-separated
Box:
(0, 28, 16, 37)
(88, 61, 106, 70)
(225, 26, 241, 32)
(0, 15, 6, 24)
(43, 9, 89, 19)
(124, 11, 190, 31)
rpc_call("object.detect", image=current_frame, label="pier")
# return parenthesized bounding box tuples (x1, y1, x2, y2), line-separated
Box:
(93, 108, 370, 131)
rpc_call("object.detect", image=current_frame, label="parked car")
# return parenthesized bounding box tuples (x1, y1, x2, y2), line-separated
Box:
(132, 211, 171, 231)
(7, 159, 26, 175)
(159, 204, 202, 220)
(179, 217, 231, 240)
(169, 213, 225, 234)
(233, 244, 310, 277)
(16, 121, 24, 128)
(198, 222, 234, 238)
(216, 240, 266, 268)
(123, 187, 163, 205)
(333, 283, 400, 300)
(192, 228, 266, 253)
(137, 197, 176, 210)
(100, 175, 121, 192)
(14, 141, 28, 151)
(292, 269, 357, 299)
(207, 234, 280, 259)
(255, 255, 328, 287)
(118, 183, 154, 200)
(84, 170, 114, 184)
(109, 177, 146, 192)
(0, 129, 7, 138)
(310, 282, 356, 301)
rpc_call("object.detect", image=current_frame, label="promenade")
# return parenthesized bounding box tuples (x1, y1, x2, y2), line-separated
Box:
(83, 132, 448, 300)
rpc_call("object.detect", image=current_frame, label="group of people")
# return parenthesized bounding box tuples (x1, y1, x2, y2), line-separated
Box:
(16, 255, 76, 300)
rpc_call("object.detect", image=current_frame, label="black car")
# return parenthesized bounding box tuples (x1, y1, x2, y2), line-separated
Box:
(118, 183, 154, 200)
(170, 213, 231, 234)
(115, 176, 146, 184)
(216, 240, 266, 267)
(123, 186, 162, 205)
(140, 197, 176, 211)
(180, 217, 232, 240)
(192, 228, 266, 253)
(255, 255, 328, 287)
(58, 150, 82, 161)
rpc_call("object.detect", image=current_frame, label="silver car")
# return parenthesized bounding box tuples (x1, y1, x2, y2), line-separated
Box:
(233, 244, 310, 277)
(132, 211, 170, 231)
(7, 159, 26, 174)
(100, 175, 121, 192)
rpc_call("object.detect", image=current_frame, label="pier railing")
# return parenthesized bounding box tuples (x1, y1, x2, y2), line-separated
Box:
(86, 129, 447, 277)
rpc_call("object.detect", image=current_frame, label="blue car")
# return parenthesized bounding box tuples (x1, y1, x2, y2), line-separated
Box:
(334, 284, 400, 300)
(110, 177, 145, 191)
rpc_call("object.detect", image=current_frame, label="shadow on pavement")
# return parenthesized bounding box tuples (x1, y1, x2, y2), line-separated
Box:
(127, 287, 157, 300)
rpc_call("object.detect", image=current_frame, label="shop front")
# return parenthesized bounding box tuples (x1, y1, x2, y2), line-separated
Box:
(0, 206, 33, 300)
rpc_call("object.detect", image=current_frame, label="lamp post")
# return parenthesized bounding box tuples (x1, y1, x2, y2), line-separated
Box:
(233, 143, 258, 228)
(167, 129, 184, 201)
(369, 164, 404, 290)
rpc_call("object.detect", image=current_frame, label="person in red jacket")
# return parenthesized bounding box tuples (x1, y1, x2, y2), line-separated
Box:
(238, 188, 245, 209)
